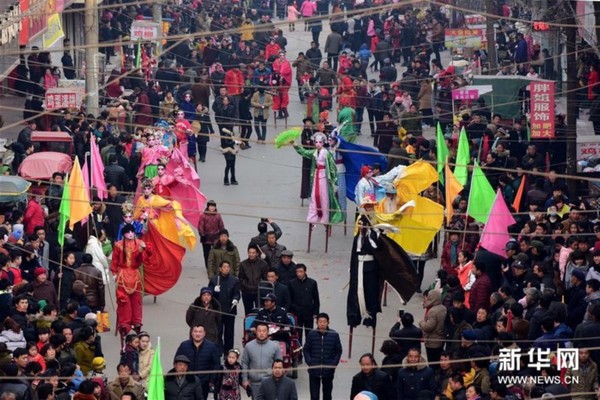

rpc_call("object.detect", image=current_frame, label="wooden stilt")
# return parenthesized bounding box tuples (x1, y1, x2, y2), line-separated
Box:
(371, 327, 377, 354)
(153, 296, 157, 304)
(344, 215, 347, 236)
(274, 111, 277, 128)
(301, 198, 304, 207)
(382, 282, 388, 307)
(307, 223, 312, 253)
(325, 225, 330, 253)
(348, 326, 354, 359)
(285, 115, 288, 129)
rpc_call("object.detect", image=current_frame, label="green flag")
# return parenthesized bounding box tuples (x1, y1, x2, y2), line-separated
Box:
(467, 161, 496, 224)
(436, 122, 449, 184)
(454, 127, 470, 186)
(147, 338, 165, 400)
(57, 176, 70, 247)
(135, 40, 142, 69)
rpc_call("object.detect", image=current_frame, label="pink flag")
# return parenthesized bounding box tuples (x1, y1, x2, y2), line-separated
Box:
(480, 189, 516, 258)
(82, 159, 90, 190)
(90, 138, 107, 199)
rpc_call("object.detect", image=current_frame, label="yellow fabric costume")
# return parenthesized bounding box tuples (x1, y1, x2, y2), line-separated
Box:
(374, 160, 444, 255)
(133, 194, 196, 250)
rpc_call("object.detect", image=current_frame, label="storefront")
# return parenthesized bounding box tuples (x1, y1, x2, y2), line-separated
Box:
(0, 0, 22, 79)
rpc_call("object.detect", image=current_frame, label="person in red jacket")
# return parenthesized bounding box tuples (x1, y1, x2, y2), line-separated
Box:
(224, 64, 245, 100)
(23, 196, 45, 235)
(469, 263, 492, 312)
(265, 38, 282, 61)
(272, 51, 293, 119)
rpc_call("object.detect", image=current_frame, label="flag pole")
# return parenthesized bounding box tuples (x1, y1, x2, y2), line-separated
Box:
(57, 246, 64, 306)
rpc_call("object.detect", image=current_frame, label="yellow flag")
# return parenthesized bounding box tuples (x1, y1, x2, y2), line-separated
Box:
(445, 163, 464, 225)
(394, 160, 438, 204)
(68, 158, 92, 229)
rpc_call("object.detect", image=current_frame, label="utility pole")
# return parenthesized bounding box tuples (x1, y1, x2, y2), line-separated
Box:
(84, 0, 99, 117)
(565, 17, 578, 195)
(152, 1, 163, 53)
(485, 0, 497, 72)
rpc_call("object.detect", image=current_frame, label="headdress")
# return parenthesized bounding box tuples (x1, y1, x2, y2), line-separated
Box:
(141, 178, 155, 189)
(312, 132, 327, 142)
(121, 202, 134, 214)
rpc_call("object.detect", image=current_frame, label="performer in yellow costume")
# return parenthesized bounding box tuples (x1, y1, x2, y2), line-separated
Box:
(133, 179, 196, 250)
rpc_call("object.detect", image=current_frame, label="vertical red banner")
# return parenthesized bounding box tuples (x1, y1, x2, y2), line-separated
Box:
(530, 81, 555, 139)
(18, 0, 28, 45)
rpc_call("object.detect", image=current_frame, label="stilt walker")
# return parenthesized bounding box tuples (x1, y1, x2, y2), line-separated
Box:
(291, 132, 343, 252)
(111, 224, 149, 345)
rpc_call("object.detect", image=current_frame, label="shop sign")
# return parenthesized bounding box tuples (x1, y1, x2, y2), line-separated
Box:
(45, 87, 81, 109)
(529, 81, 555, 139)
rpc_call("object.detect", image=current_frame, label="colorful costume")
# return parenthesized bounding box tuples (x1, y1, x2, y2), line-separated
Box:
(111, 233, 149, 334)
(300, 125, 315, 200)
(337, 107, 356, 143)
(133, 193, 196, 250)
(294, 135, 343, 225)
(329, 134, 347, 219)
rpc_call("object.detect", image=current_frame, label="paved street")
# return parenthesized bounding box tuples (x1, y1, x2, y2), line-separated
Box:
(93, 20, 444, 398)
(0, 17, 445, 398)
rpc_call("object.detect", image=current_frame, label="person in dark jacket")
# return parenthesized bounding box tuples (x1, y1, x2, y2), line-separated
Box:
(208, 261, 240, 357)
(104, 155, 128, 191)
(165, 355, 204, 400)
(446, 373, 467, 400)
(175, 324, 221, 399)
(566, 269, 588, 330)
(273, 250, 296, 286)
(288, 264, 320, 345)
(397, 348, 436, 400)
(185, 288, 222, 346)
(257, 359, 298, 400)
(238, 245, 269, 313)
(249, 219, 283, 248)
(374, 112, 398, 155)
(469, 263, 492, 313)
(389, 313, 422, 360)
(350, 353, 395, 400)
(303, 313, 342, 400)
(74, 254, 105, 312)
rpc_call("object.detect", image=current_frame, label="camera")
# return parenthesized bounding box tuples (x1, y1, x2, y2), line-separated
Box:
(398, 309, 405, 318)
(260, 218, 268, 223)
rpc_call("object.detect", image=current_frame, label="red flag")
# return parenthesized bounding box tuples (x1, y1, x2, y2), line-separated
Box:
(141, 223, 186, 296)
(512, 176, 526, 212)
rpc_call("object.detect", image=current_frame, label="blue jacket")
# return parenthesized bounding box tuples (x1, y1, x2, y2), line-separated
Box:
(253, 67, 272, 87)
(397, 357, 436, 400)
(303, 328, 342, 378)
(175, 339, 221, 385)
(179, 100, 196, 121)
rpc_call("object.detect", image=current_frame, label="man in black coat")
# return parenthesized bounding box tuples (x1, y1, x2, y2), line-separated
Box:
(103, 155, 128, 191)
(303, 313, 342, 400)
(350, 353, 395, 399)
(165, 355, 204, 400)
(289, 264, 320, 345)
(274, 250, 296, 286)
(566, 269, 588, 330)
(575, 303, 600, 372)
(175, 324, 220, 399)
(389, 313, 422, 360)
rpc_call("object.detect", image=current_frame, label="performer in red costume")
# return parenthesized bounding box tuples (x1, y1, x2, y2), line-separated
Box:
(151, 163, 175, 198)
(272, 51, 293, 119)
(110, 223, 151, 341)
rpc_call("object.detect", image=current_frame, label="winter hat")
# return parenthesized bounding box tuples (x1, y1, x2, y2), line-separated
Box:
(92, 357, 106, 370)
(354, 391, 379, 400)
(200, 287, 213, 296)
(34, 267, 47, 278)
(77, 305, 92, 318)
(395, 96, 402, 102)
(461, 329, 477, 341)
(360, 165, 372, 177)
(572, 268, 586, 282)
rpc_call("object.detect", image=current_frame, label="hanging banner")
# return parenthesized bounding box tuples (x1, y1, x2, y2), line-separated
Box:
(452, 89, 479, 100)
(42, 13, 63, 48)
(45, 87, 81, 109)
(19, 0, 46, 44)
(130, 21, 160, 40)
(444, 29, 483, 48)
(529, 81, 555, 139)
